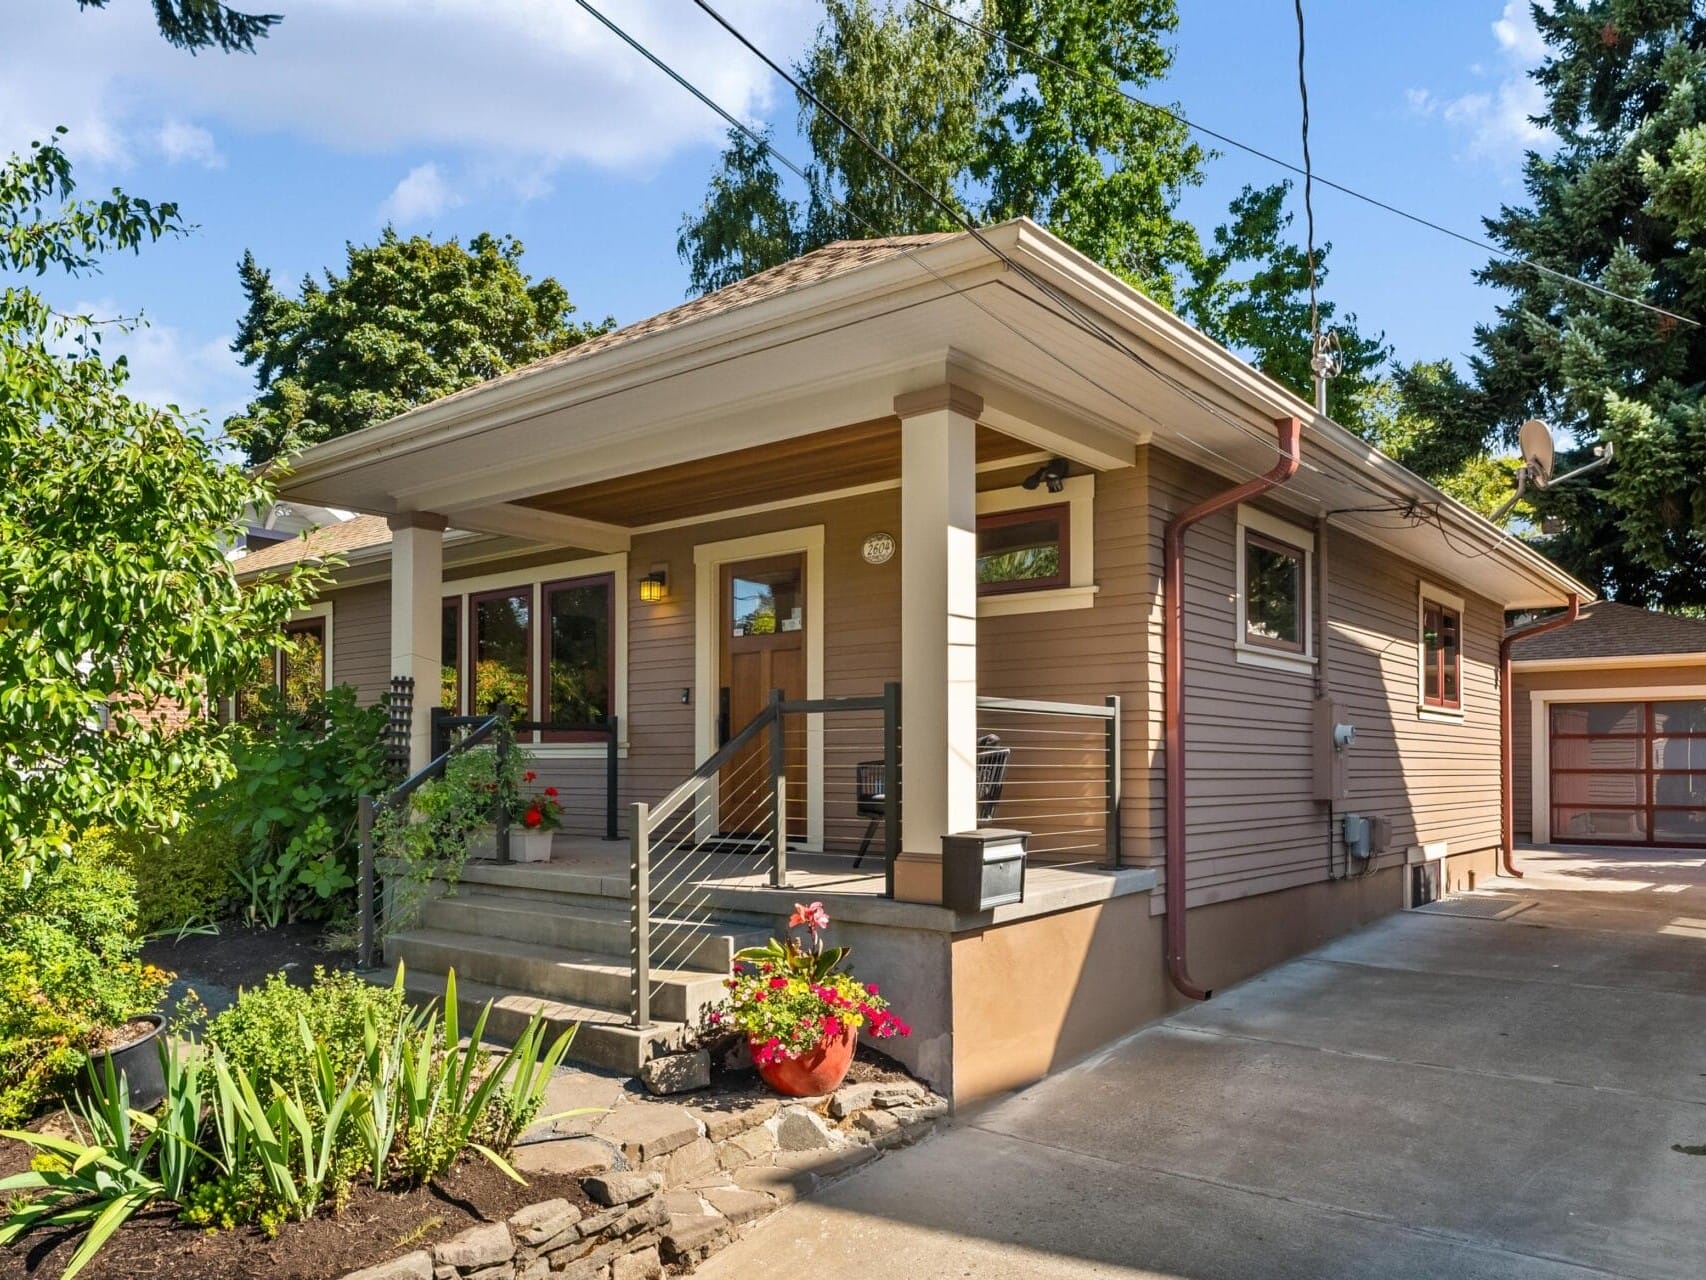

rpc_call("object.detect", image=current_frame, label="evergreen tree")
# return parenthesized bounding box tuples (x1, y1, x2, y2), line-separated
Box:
(76, 0, 280, 53)
(230, 230, 612, 464)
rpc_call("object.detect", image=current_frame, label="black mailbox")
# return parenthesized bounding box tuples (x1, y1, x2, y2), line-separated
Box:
(941, 829, 1028, 913)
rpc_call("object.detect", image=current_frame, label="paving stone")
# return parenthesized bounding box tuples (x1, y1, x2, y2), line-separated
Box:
(890, 1098, 949, 1126)
(720, 1122, 776, 1167)
(433, 1223, 515, 1270)
(660, 1210, 732, 1263)
(593, 1104, 701, 1163)
(464, 1265, 515, 1280)
(868, 1082, 929, 1110)
(513, 1136, 621, 1176)
(700, 1185, 776, 1227)
(527, 1070, 626, 1140)
(647, 1134, 717, 1184)
(435, 1267, 456, 1280)
(508, 1198, 583, 1250)
(517, 1259, 550, 1280)
(582, 1171, 662, 1207)
(639, 1050, 710, 1096)
(688, 1097, 778, 1142)
(827, 1082, 882, 1118)
(774, 1144, 880, 1181)
(610, 1245, 663, 1280)
(730, 1160, 817, 1205)
(662, 1189, 709, 1217)
(340, 1251, 434, 1280)
(774, 1105, 836, 1151)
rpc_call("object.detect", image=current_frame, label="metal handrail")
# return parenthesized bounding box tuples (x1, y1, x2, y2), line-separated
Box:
(976, 693, 1121, 867)
(357, 704, 511, 969)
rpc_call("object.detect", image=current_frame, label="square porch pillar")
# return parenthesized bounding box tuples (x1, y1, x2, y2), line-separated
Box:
(388, 512, 448, 772)
(894, 385, 983, 904)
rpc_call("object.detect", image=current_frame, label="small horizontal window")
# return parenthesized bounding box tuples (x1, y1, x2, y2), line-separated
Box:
(977, 503, 1069, 595)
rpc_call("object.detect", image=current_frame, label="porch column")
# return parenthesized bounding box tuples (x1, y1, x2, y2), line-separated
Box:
(894, 385, 982, 904)
(388, 512, 448, 772)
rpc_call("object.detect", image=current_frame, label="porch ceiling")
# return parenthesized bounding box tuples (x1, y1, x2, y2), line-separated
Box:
(517, 418, 1034, 526)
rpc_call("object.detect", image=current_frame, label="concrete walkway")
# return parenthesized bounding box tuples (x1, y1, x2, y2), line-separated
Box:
(697, 847, 1706, 1279)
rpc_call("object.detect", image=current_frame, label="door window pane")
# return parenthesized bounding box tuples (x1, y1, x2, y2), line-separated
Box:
(1243, 532, 1304, 650)
(1652, 809, 1706, 843)
(1654, 774, 1706, 806)
(280, 619, 325, 712)
(1551, 773, 1645, 806)
(441, 601, 460, 713)
(1653, 736, 1706, 771)
(472, 589, 530, 714)
(1551, 702, 1642, 736)
(1552, 806, 1648, 841)
(1551, 736, 1643, 770)
(1653, 701, 1706, 734)
(977, 505, 1068, 593)
(731, 567, 802, 637)
(544, 577, 612, 727)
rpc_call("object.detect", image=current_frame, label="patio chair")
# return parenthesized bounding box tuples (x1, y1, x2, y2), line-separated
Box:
(853, 734, 1010, 868)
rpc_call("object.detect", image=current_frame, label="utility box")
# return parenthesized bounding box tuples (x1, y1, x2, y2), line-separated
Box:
(1313, 698, 1353, 801)
(942, 829, 1028, 913)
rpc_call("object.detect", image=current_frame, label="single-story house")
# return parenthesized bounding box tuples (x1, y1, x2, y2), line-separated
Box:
(1511, 601, 1706, 848)
(248, 219, 1590, 1102)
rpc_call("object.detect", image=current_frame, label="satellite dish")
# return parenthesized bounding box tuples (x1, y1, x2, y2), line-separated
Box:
(1519, 419, 1555, 488)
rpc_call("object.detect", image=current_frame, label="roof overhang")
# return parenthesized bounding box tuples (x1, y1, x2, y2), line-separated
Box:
(276, 218, 1591, 611)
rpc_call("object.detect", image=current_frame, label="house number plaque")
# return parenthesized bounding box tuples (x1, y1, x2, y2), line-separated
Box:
(861, 532, 896, 565)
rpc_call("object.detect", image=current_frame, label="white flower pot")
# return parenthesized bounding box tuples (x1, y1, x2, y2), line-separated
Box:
(514, 830, 556, 863)
(466, 829, 497, 861)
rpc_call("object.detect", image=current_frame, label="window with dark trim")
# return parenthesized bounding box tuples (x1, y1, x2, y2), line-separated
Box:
(976, 503, 1069, 595)
(540, 574, 614, 738)
(469, 587, 531, 716)
(441, 598, 461, 714)
(1421, 598, 1461, 710)
(1243, 531, 1306, 652)
(279, 617, 326, 712)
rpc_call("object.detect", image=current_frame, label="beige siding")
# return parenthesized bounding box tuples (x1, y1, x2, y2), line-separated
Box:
(325, 581, 390, 704)
(1513, 662, 1706, 840)
(1143, 448, 1503, 910)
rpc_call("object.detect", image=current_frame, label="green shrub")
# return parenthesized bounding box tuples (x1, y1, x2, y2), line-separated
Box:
(82, 812, 242, 936)
(0, 854, 169, 1126)
(203, 968, 405, 1099)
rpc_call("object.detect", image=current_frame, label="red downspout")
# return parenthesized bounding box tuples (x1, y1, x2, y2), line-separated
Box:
(1499, 594, 1582, 877)
(1163, 416, 1303, 999)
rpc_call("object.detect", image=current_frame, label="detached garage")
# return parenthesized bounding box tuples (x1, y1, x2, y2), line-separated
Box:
(1511, 602, 1706, 847)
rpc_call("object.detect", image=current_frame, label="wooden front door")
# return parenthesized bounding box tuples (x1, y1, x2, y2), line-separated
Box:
(719, 554, 807, 836)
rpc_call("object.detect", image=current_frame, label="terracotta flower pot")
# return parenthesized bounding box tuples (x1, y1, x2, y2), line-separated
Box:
(752, 1024, 858, 1097)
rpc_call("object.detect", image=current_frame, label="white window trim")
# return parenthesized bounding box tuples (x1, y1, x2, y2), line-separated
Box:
(288, 601, 335, 691)
(975, 474, 1097, 617)
(1234, 505, 1314, 676)
(1417, 581, 1467, 723)
(694, 526, 826, 849)
(1529, 683, 1706, 843)
(446, 552, 628, 759)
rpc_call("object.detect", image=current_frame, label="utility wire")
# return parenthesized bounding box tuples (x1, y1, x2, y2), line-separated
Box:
(1295, 0, 1319, 348)
(913, 0, 1697, 329)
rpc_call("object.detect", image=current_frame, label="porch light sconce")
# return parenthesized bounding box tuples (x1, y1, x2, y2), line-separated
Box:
(639, 567, 669, 604)
(1022, 456, 1070, 494)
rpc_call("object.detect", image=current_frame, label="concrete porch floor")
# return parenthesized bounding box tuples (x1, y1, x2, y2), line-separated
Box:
(695, 844, 1706, 1279)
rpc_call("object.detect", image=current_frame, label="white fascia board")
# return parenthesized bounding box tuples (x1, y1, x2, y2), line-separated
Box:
(1512, 653, 1706, 672)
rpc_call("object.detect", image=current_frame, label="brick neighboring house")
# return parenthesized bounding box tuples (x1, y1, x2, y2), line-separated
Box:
(1512, 601, 1706, 848)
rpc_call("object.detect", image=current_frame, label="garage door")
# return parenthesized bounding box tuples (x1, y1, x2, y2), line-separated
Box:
(1550, 700, 1706, 846)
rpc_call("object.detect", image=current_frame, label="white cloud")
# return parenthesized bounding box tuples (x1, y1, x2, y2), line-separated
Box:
(380, 162, 461, 224)
(1, 0, 818, 185)
(1408, 0, 1553, 173)
(156, 119, 224, 168)
(69, 300, 252, 428)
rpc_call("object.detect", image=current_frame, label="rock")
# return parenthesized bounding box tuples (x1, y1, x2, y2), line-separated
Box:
(689, 1097, 778, 1142)
(526, 1070, 626, 1140)
(433, 1223, 514, 1271)
(639, 1050, 710, 1096)
(730, 1160, 815, 1205)
(701, 1185, 776, 1226)
(508, 1198, 583, 1250)
(610, 1246, 663, 1280)
(720, 1122, 776, 1167)
(851, 1108, 903, 1145)
(513, 1136, 621, 1176)
(660, 1211, 732, 1263)
(662, 1189, 708, 1217)
(464, 1266, 515, 1280)
(774, 1106, 836, 1152)
(718, 1037, 754, 1072)
(891, 1098, 949, 1126)
(831, 1080, 925, 1117)
(871, 1082, 928, 1109)
(648, 1134, 717, 1184)
(593, 1104, 701, 1164)
(582, 1171, 662, 1208)
(340, 1251, 434, 1280)
(517, 1259, 551, 1280)
(435, 1268, 456, 1280)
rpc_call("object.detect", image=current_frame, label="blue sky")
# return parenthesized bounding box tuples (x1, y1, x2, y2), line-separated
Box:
(4, 0, 1552, 431)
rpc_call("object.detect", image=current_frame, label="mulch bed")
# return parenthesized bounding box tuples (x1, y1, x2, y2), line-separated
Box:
(141, 921, 353, 995)
(0, 1156, 598, 1280)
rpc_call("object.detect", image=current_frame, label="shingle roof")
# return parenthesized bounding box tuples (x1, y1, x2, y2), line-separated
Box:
(1510, 600, 1706, 660)
(419, 234, 961, 415)
(233, 514, 392, 575)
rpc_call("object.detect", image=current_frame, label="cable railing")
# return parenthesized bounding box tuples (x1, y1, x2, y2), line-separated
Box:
(974, 695, 1121, 870)
(626, 684, 899, 1029)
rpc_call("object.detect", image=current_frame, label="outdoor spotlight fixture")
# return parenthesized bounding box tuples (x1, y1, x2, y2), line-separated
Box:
(639, 568, 669, 604)
(1022, 456, 1071, 494)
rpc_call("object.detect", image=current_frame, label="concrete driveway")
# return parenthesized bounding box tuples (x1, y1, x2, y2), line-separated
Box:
(698, 847, 1706, 1279)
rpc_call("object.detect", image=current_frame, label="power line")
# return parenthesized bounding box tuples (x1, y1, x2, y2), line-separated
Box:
(912, 0, 1697, 329)
(1294, 0, 1318, 348)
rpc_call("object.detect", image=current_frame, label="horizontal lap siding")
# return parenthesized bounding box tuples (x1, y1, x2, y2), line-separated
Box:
(1145, 448, 1502, 911)
(326, 582, 390, 704)
(1513, 662, 1706, 841)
